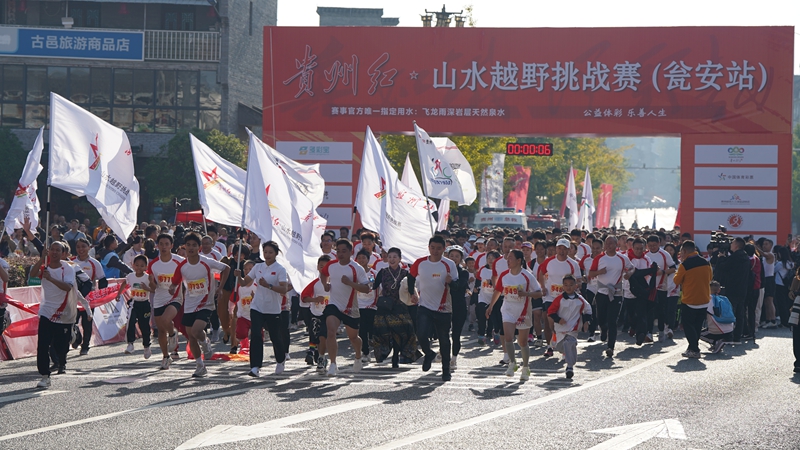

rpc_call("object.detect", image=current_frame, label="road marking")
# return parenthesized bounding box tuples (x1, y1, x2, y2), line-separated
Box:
(175, 400, 383, 449)
(0, 390, 67, 404)
(369, 347, 684, 450)
(588, 419, 687, 449)
(0, 372, 309, 442)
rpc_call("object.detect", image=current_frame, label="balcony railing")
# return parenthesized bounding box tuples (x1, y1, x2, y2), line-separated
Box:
(144, 30, 220, 62)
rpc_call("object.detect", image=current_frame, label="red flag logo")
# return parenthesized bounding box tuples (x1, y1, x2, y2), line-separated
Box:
(374, 177, 387, 199)
(89, 134, 101, 170)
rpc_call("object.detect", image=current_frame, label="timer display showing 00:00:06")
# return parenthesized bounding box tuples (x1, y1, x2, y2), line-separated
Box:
(505, 143, 553, 156)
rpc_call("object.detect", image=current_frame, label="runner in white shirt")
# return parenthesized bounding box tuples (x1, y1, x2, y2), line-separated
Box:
(122, 236, 145, 266)
(588, 236, 633, 358)
(169, 233, 230, 378)
(320, 239, 370, 377)
(230, 261, 255, 355)
(206, 225, 228, 257)
(408, 235, 459, 382)
(487, 250, 542, 381)
(646, 235, 677, 340)
(301, 255, 333, 372)
(147, 233, 184, 369)
(581, 239, 604, 342)
(236, 241, 289, 377)
(571, 229, 591, 261)
(353, 231, 381, 266)
(475, 251, 499, 345)
(320, 232, 337, 259)
(117, 255, 154, 359)
(200, 235, 223, 261)
(624, 238, 655, 345)
(72, 238, 108, 355)
(537, 238, 580, 357)
(31, 242, 92, 389)
(355, 249, 378, 364)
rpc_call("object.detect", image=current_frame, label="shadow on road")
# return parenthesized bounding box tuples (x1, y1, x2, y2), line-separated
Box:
(667, 358, 706, 372)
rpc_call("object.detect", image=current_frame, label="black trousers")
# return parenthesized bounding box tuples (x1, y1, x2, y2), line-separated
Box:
(745, 288, 758, 337)
(451, 299, 467, 356)
(585, 290, 598, 334)
(793, 325, 800, 369)
(475, 303, 489, 337)
(359, 308, 376, 355)
(250, 310, 284, 368)
(126, 301, 152, 347)
(595, 293, 622, 350)
(728, 292, 746, 341)
(75, 310, 92, 350)
(280, 310, 291, 354)
(38, 317, 71, 376)
(291, 295, 301, 324)
(416, 307, 451, 369)
(681, 304, 706, 352)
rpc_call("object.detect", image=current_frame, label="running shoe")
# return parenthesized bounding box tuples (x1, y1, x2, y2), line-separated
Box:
(450, 355, 458, 371)
(327, 362, 338, 377)
(274, 362, 285, 375)
(125, 343, 134, 354)
(160, 357, 171, 370)
(605, 348, 614, 358)
(361, 353, 370, 363)
(284, 352, 291, 361)
(201, 338, 213, 360)
(317, 356, 328, 373)
(533, 338, 544, 348)
(520, 366, 530, 381)
(143, 347, 152, 359)
(435, 352, 442, 363)
(442, 371, 452, 382)
(566, 367, 574, 379)
(505, 362, 518, 377)
(666, 327, 674, 339)
(587, 335, 596, 343)
(289, 323, 299, 332)
(168, 333, 178, 353)
(712, 340, 725, 354)
(79, 348, 89, 356)
(493, 334, 501, 346)
(248, 367, 260, 377)
(230, 346, 239, 355)
(36, 376, 51, 389)
(305, 350, 315, 365)
(56, 366, 66, 375)
(353, 358, 363, 372)
(192, 365, 208, 378)
(171, 351, 181, 360)
(422, 352, 435, 372)
(543, 347, 554, 358)
(644, 334, 653, 343)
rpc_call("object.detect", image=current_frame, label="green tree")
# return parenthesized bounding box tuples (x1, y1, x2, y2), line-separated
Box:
(139, 129, 247, 208)
(0, 128, 30, 209)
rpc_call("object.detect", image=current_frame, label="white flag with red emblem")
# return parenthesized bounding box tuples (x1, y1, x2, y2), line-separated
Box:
(190, 134, 246, 227)
(355, 126, 432, 263)
(243, 130, 321, 288)
(414, 123, 476, 206)
(4, 127, 44, 236)
(262, 146, 325, 209)
(48, 93, 139, 239)
(437, 197, 451, 231)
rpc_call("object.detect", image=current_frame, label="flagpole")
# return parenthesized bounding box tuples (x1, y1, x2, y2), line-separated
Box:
(202, 215, 208, 235)
(412, 121, 436, 236)
(234, 129, 255, 317)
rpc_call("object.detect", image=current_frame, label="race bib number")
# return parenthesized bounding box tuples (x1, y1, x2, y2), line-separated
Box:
(130, 284, 149, 300)
(240, 294, 253, 307)
(186, 278, 209, 297)
(157, 274, 173, 290)
(503, 285, 522, 302)
(481, 280, 493, 291)
(550, 284, 563, 295)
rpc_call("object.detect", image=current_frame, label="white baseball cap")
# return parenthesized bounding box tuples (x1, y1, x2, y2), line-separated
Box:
(556, 238, 571, 248)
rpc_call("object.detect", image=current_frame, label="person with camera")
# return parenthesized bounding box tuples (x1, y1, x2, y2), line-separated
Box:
(711, 237, 751, 343)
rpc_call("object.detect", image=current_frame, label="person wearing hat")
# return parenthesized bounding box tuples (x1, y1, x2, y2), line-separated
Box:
(470, 238, 486, 259)
(537, 238, 581, 358)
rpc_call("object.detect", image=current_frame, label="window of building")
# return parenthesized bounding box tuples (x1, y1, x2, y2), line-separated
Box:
(26, 67, 47, 102)
(2, 66, 24, 102)
(70, 68, 90, 104)
(114, 69, 133, 105)
(48, 67, 69, 98)
(177, 71, 198, 107)
(156, 70, 176, 106)
(91, 68, 112, 104)
(199, 70, 220, 109)
(133, 69, 154, 106)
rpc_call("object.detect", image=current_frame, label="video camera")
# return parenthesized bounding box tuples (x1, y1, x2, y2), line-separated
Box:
(709, 226, 734, 254)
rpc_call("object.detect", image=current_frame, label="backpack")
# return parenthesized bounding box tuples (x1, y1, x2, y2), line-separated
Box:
(711, 294, 736, 324)
(101, 252, 121, 279)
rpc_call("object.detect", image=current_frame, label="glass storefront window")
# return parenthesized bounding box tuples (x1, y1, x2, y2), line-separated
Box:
(199, 70, 220, 108)
(26, 67, 47, 102)
(2, 104, 24, 127)
(91, 106, 111, 122)
(114, 69, 133, 105)
(156, 70, 176, 106)
(112, 108, 133, 131)
(91, 68, 112, 104)
(70, 68, 90, 104)
(3, 66, 24, 101)
(25, 105, 48, 128)
(48, 67, 68, 98)
(133, 108, 154, 133)
(133, 70, 154, 106)
(176, 71, 197, 107)
(178, 109, 197, 130)
(155, 109, 176, 133)
(198, 110, 220, 131)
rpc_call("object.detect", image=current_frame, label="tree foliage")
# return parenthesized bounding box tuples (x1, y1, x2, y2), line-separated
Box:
(0, 127, 29, 207)
(380, 133, 631, 215)
(140, 129, 247, 207)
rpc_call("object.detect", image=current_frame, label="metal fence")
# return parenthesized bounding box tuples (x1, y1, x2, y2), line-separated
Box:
(144, 30, 220, 62)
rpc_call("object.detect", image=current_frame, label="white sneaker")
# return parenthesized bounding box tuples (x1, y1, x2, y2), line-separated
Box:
(160, 357, 171, 370)
(520, 366, 530, 381)
(210, 329, 221, 343)
(36, 376, 51, 389)
(659, 331, 667, 341)
(450, 355, 458, 371)
(143, 347, 152, 359)
(666, 327, 674, 339)
(168, 334, 178, 352)
(289, 323, 299, 331)
(435, 352, 443, 363)
(284, 352, 291, 361)
(124, 343, 134, 354)
(353, 358, 363, 372)
(505, 362, 518, 377)
(274, 362, 285, 375)
(248, 367, 260, 377)
(327, 362, 338, 377)
(192, 365, 208, 378)
(361, 353, 370, 363)
(501, 353, 510, 365)
(201, 338, 213, 360)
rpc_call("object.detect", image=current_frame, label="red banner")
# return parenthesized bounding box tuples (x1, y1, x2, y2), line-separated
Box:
(674, 201, 682, 229)
(596, 184, 614, 228)
(506, 165, 531, 212)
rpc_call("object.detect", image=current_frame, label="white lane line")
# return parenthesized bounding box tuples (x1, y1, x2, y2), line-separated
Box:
(0, 372, 309, 442)
(369, 347, 684, 450)
(0, 390, 68, 404)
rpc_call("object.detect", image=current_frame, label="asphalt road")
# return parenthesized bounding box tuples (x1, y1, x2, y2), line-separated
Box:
(0, 325, 797, 450)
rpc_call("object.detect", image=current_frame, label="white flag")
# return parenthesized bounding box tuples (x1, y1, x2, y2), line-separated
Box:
(400, 153, 436, 213)
(414, 123, 476, 205)
(432, 137, 477, 205)
(437, 197, 451, 231)
(577, 166, 595, 231)
(49, 93, 139, 239)
(4, 127, 44, 236)
(355, 127, 432, 263)
(244, 130, 318, 288)
(480, 153, 505, 210)
(565, 164, 579, 231)
(264, 145, 325, 208)
(190, 134, 246, 227)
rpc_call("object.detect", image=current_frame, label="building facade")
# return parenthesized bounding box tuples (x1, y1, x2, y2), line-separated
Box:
(317, 7, 398, 27)
(0, 0, 275, 155)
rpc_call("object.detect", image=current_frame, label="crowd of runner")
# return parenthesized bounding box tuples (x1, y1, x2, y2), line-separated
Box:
(2, 215, 798, 389)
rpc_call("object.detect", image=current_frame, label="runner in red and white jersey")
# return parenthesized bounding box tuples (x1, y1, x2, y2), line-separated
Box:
(320, 239, 370, 377)
(474, 251, 500, 345)
(355, 249, 378, 363)
(571, 229, 591, 260)
(205, 225, 228, 257)
(72, 237, 108, 355)
(475, 238, 499, 271)
(646, 235, 677, 340)
(147, 233, 185, 369)
(353, 231, 381, 266)
(623, 238, 655, 344)
(169, 233, 230, 378)
(580, 239, 604, 342)
(301, 255, 333, 372)
(537, 238, 580, 357)
(200, 235, 223, 261)
(469, 238, 486, 260)
(487, 250, 542, 381)
(408, 235, 459, 382)
(588, 236, 633, 358)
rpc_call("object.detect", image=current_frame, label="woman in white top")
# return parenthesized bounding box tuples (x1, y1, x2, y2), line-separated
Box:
(235, 241, 289, 377)
(758, 238, 777, 328)
(774, 245, 795, 327)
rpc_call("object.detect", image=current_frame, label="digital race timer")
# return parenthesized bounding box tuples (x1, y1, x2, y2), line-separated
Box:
(505, 142, 553, 156)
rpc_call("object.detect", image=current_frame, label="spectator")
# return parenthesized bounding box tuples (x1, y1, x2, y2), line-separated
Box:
(63, 219, 87, 255)
(673, 240, 713, 358)
(713, 237, 751, 342)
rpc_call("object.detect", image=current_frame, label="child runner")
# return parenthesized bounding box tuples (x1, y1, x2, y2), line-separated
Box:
(230, 260, 255, 355)
(475, 251, 499, 345)
(548, 274, 593, 379)
(301, 255, 333, 373)
(148, 233, 184, 369)
(118, 255, 154, 358)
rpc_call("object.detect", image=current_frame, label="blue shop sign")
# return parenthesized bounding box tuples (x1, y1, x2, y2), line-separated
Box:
(0, 26, 144, 61)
